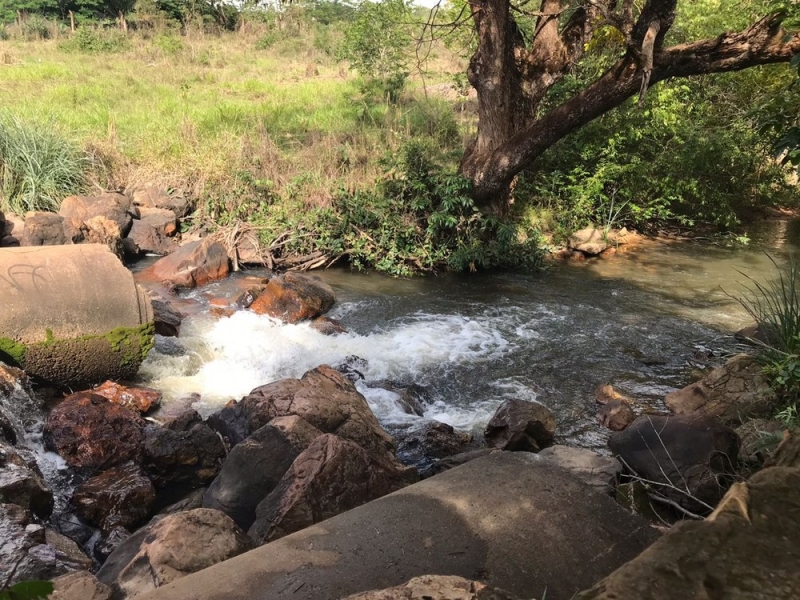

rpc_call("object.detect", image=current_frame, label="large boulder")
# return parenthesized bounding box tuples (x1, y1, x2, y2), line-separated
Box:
(575, 464, 800, 599)
(203, 415, 322, 529)
(59, 193, 134, 237)
(536, 445, 622, 494)
(136, 239, 229, 289)
(609, 415, 739, 514)
(44, 392, 144, 470)
(664, 354, 775, 425)
(91, 381, 161, 415)
(0, 440, 54, 516)
(248, 434, 410, 544)
(141, 409, 225, 499)
(393, 421, 474, 468)
(130, 186, 191, 219)
(249, 272, 335, 323)
(51, 572, 112, 600)
(127, 219, 179, 257)
(484, 399, 556, 452)
(343, 575, 521, 600)
(98, 508, 252, 599)
(138, 207, 178, 237)
(20, 211, 67, 246)
(70, 463, 156, 532)
(208, 365, 397, 464)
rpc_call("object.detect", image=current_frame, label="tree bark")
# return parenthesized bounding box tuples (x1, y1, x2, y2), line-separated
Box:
(460, 0, 800, 214)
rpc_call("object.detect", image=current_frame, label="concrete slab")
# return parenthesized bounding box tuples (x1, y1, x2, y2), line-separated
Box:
(142, 452, 659, 600)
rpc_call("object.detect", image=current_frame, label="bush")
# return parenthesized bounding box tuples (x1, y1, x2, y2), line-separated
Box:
(0, 114, 88, 214)
(153, 34, 183, 56)
(60, 28, 130, 54)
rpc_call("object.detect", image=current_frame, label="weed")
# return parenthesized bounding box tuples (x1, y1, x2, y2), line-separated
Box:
(60, 28, 130, 54)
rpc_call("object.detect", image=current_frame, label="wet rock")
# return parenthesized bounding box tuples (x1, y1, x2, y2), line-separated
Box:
(594, 383, 634, 405)
(735, 419, 786, 465)
(484, 399, 556, 452)
(0, 503, 75, 585)
(43, 392, 144, 471)
(91, 381, 161, 415)
(203, 415, 322, 529)
(249, 272, 335, 323)
(209, 365, 397, 464)
(59, 193, 133, 237)
(419, 448, 497, 478)
(536, 445, 621, 494)
(130, 186, 191, 219)
(158, 487, 206, 516)
(51, 571, 112, 600)
(371, 380, 429, 416)
(333, 355, 368, 383)
(147, 291, 183, 337)
(597, 400, 635, 431)
(94, 525, 131, 564)
(609, 415, 739, 514)
(0, 440, 54, 517)
(575, 465, 800, 600)
(310, 316, 347, 335)
(127, 219, 179, 257)
(138, 207, 178, 237)
(20, 211, 67, 246)
(45, 529, 93, 571)
(343, 575, 521, 600)
(136, 239, 230, 289)
(393, 421, 474, 468)
(71, 463, 156, 531)
(249, 434, 409, 544)
(99, 508, 252, 598)
(665, 354, 775, 425)
(141, 409, 225, 500)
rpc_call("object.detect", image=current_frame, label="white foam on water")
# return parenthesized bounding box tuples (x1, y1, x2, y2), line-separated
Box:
(139, 308, 520, 428)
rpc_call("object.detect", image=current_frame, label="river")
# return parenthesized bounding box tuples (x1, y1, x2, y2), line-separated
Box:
(136, 218, 800, 450)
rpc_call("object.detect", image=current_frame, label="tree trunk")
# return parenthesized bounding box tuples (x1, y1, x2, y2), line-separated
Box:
(459, 0, 800, 214)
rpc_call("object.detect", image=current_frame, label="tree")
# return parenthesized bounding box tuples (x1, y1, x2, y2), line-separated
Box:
(455, 0, 800, 215)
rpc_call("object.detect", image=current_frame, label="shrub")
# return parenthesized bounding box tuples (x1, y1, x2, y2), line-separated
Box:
(0, 114, 88, 214)
(60, 28, 130, 54)
(153, 34, 183, 56)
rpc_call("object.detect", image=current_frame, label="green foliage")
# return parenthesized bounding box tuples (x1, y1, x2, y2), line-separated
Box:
(0, 579, 53, 600)
(153, 33, 182, 55)
(0, 113, 88, 214)
(339, 0, 412, 102)
(60, 27, 130, 53)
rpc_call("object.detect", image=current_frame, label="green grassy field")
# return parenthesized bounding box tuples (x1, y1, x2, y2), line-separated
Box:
(0, 28, 469, 208)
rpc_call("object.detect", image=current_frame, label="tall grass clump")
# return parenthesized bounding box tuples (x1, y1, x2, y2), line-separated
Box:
(60, 28, 130, 54)
(0, 114, 88, 214)
(737, 254, 800, 422)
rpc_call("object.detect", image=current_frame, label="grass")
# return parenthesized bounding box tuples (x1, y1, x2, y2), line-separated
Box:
(0, 27, 469, 212)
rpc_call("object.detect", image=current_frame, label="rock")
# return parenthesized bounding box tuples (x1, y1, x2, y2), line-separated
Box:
(91, 381, 161, 414)
(484, 399, 556, 452)
(139, 207, 178, 237)
(147, 291, 183, 337)
(597, 400, 635, 431)
(249, 272, 335, 323)
(765, 429, 800, 467)
(393, 421, 474, 468)
(0, 440, 54, 517)
(3, 212, 24, 239)
(248, 434, 409, 544)
(99, 508, 252, 598)
(575, 465, 800, 599)
(594, 383, 634, 405)
(130, 186, 191, 219)
(568, 227, 611, 256)
(615, 481, 658, 519)
(0, 503, 75, 585)
(343, 575, 521, 600)
(664, 354, 775, 425)
(310, 316, 347, 335)
(370, 380, 429, 416)
(609, 415, 739, 514)
(94, 526, 131, 564)
(420, 448, 498, 478)
(51, 571, 112, 600)
(536, 445, 622, 494)
(735, 418, 786, 465)
(333, 355, 369, 383)
(158, 487, 206, 516)
(59, 193, 133, 237)
(45, 529, 93, 571)
(141, 409, 225, 500)
(71, 463, 156, 531)
(209, 365, 397, 464)
(82, 215, 125, 259)
(43, 392, 144, 471)
(127, 219, 179, 256)
(136, 239, 230, 289)
(203, 415, 322, 529)
(20, 211, 67, 246)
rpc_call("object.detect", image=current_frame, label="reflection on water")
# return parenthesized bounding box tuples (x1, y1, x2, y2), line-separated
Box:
(138, 219, 799, 449)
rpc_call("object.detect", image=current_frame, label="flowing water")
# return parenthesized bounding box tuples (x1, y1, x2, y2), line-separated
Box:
(137, 218, 800, 450)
